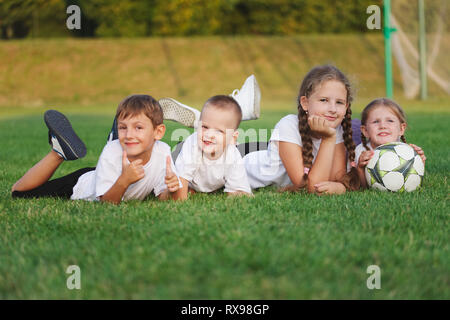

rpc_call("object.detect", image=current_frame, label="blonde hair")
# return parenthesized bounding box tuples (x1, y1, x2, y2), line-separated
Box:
(361, 98, 407, 150)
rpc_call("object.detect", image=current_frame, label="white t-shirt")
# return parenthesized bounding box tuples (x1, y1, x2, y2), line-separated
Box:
(175, 132, 252, 194)
(71, 140, 180, 201)
(244, 114, 344, 189)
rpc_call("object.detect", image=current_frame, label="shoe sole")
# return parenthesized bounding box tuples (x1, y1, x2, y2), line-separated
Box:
(44, 110, 87, 160)
(253, 76, 261, 119)
(159, 98, 198, 127)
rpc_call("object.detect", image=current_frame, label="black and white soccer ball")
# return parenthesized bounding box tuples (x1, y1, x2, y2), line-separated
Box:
(365, 142, 425, 192)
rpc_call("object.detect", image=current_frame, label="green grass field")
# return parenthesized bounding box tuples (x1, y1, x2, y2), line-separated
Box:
(0, 106, 448, 299)
(0, 36, 449, 299)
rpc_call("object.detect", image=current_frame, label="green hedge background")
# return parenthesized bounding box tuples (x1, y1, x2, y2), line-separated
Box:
(1, 0, 384, 38)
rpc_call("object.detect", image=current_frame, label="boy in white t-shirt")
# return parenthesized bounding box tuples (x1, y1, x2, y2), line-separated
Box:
(12, 95, 182, 204)
(174, 95, 252, 199)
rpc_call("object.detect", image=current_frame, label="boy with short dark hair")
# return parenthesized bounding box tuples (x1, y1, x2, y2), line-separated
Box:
(12, 94, 182, 204)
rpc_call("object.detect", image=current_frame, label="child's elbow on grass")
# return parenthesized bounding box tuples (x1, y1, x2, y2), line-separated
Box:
(99, 195, 121, 205)
(173, 190, 188, 201)
(288, 175, 306, 191)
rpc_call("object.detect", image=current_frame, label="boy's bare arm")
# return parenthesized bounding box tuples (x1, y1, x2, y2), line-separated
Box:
(157, 189, 170, 201)
(173, 177, 189, 200)
(157, 178, 189, 201)
(99, 176, 130, 204)
(158, 157, 188, 201)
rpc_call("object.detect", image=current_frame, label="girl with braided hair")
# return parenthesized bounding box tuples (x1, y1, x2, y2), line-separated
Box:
(244, 64, 359, 194)
(356, 98, 426, 188)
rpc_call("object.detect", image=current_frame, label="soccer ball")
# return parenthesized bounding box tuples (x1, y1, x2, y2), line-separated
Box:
(365, 142, 425, 192)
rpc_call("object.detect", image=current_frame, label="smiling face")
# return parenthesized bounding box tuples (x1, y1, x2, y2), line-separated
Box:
(198, 105, 239, 160)
(300, 80, 348, 129)
(117, 112, 165, 163)
(361, 105, 406, 148)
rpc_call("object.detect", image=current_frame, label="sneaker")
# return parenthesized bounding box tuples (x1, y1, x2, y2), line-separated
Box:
(44, 110, 87, 160)
(159, 97, 201, 128)
(107, 117, 118, 142)
(230, 74, 261, 121)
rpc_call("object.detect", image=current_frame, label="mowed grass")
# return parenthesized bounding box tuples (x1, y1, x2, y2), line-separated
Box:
(0, 34, 448, 299)
(0, 104, 449, 299)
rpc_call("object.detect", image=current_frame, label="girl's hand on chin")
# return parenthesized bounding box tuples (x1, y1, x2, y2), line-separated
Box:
(308, 115, 336, 138)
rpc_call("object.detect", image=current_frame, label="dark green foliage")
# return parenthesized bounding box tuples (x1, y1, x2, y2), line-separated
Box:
(0, 0, 383, 38)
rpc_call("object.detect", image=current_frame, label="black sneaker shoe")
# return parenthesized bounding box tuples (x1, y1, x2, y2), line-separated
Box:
(107, 116, 118, 142)
(44, 110, 87, 160)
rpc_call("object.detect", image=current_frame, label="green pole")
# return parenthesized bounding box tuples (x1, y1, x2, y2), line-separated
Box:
(418, 0, 428, 100)
(384, 0, 393, 98)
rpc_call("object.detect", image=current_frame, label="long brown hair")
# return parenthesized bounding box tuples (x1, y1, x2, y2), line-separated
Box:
(297, 65, 359, 190)
(361, 98, 407, 150)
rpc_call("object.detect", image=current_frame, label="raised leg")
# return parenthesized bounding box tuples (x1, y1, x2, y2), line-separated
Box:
(12, 150, 64, 192)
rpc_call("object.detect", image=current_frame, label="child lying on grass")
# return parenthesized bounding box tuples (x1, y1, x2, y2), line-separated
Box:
(170, 95, 254, 199)
(12, 94, 183, 204)
(106, 75, 261, 199)
(355, 97, 426, 188)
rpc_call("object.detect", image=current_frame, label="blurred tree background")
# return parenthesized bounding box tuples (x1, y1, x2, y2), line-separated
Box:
(0, 0, 383, 39)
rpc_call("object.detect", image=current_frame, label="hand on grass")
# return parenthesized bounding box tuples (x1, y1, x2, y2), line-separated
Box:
(165, 156, 180, 193)
(314, 181, 346, 195)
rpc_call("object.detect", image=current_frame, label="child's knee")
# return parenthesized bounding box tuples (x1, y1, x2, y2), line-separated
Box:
(11, 184, 31, 198)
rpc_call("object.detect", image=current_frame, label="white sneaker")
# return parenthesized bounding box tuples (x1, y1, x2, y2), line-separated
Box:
(159, 97, 201, 128)
(230, 74, 261, 121)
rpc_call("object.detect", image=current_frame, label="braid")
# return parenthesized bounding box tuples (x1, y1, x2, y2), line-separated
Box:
(341, 108, 355, 163)
(400, 135, 407, 143)
(298, 107, 314, 182)
(361, 135, 369, 150)
(340, 107, 361, 191)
